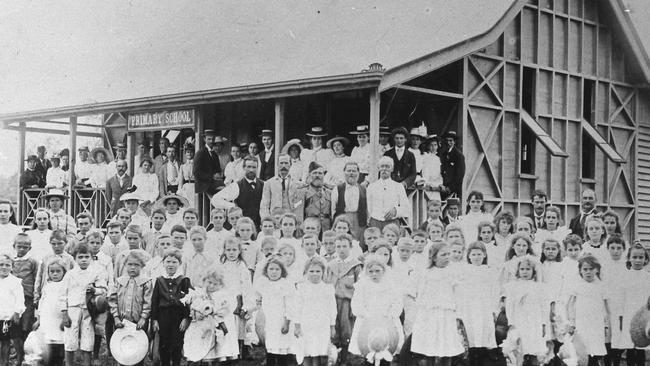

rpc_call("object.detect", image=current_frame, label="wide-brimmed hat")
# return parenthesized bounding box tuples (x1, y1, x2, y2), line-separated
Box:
(155, 193, 189, 208)
(409, 123, 428, 139)
(442, 131, 459, 140)
(630, 300, 650, 347)
(91, 147, 113, 162)
(350, 125, 369, 135)
(379, 125, 391, 136)
(119, 192, 141, 202)
(110, 321, 149, 366)
(25, 155, 38, 162)
(213, 136, 228, 143)
(356, 316, 401, 357)
(326, 136, 350, 149)
(184, 319, 215, 362)
(78, 146, 89, 152)
(113, 142, 127, 151)
(43, 189, 68, 200)
(306, 127, 328, 137)
(281, 139, 304, 155)
(259, 129, 273, 137)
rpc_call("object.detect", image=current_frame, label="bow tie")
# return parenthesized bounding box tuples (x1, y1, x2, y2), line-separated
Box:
(92, 255, 98, 260)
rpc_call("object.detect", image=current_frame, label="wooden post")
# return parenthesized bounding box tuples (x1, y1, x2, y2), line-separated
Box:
(368, 88, 380, 182)
(195, 108, 204, 210)
(126, 133, 134, 176)
(68, 116, 77, 216)
(17, 122, 26, 222)
(274, 98, 285, 176)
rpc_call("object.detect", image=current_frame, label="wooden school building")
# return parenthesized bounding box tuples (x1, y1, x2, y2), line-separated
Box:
(1, 0, 649, 241)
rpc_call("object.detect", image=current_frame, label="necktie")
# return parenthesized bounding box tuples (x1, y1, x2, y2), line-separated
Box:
(281, 178, 286, 191)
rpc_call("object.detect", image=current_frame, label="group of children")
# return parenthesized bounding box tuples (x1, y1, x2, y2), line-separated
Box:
(0, 190, 649, 366)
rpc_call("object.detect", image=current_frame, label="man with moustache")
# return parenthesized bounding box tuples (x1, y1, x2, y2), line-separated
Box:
(330, 161, 367, 241)
(367, 156, 410, 230)
(295, 162, 332, 232)
(194, 129, 224, 194)
(211, 157, 264, 227)
(105, 160, 132, 217)
(260, 154, 303, 219)
(569, 188, 601, 235)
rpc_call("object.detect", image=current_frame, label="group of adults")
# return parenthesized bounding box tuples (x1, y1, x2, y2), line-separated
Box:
(526, 187, 604, 236)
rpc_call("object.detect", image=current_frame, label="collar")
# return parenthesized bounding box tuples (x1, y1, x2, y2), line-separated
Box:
(396, 146, 405, 151)
(164, 272, 182, 280)
(313, 146, 322, 152)
(265, 146, 274, 153)
(338, 255, 353, 264)
(534, 213, 545, 219)
(346, 183, 358, 189)
(245, 178, 256, 184)
(117, 275, 148, 286)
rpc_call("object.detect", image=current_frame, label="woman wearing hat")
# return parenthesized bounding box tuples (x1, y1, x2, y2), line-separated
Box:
(300, 127, 334, 181)
(88, 147, 114, 189)
(224, 144, 245, 185)
(281, 139, 305, 182)
(43, 189, 77, 238)
(20, 155, 45, 189)
(419, 134, 443, 201)
(178, 143, 195, 207)
(409, 124, 428, 175)
(324, 136, 351, 187)
(45, 154, 68, 189)
(132, 158, 160, 214)
(350, 125, 371, 184)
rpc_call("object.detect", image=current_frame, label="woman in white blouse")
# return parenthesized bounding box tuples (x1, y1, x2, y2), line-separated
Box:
(178, 144, 195, 207)
(88, 147, 114, 189)
(324, 136, 350, 188)
(409, 125, 428, 175)
(281, 139, 305, 182)
(224, 144, 245, 185)
(350, 125, 371, 184)
(132, 157, 159, 214)
(419, 134, 443, 201)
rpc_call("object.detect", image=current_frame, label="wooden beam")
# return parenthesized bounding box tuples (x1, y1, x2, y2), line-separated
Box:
(274, 99, 285, 177)
(194, 108, 204, 209)
(368, 88, 380, 183)
(68, 116, 77, 215)
(4, 125, 102, 138)
(396, 85, 464, 99)
(17, 122, 25, 221)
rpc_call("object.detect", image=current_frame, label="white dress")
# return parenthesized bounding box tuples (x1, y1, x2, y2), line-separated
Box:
(408, 148, 424, 174)
(533, 227, 571, 255)
(458, 211, 494, 243)
(179, 160, 195, 207)
(617, 270, 650, 349)
(410, 267, 465, 357)
(220, 260, 253, 339)
(485, 240, 507, 268)
(293, 281, 336, 356)
(571, 279, 608, 356)
(25, 229, 53, 262)
(132, 172, 160, 203)
(288, 159, 305, 182)
(350, 145, 371, 175)
(255, 277, 295, 354)
(504, 280, 551, 356)
(420, 153, 443, 201)
(348, 277, 404, 356)
(224, 159, 244, 185)
(457, 265, 498, 348)
(0, 223, 22, 254)
(185, 288, 239, 360)
(39, 281, 65, 344)
(89, 163, 114, 189)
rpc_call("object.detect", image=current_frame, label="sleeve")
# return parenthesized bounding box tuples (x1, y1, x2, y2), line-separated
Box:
(108, 281, 120, 321)
(149, 175, 160, 202)
(20, 172, 29, 188)
(366, 185, 375, 223)
(350, 281, 365, 318)
(395, 183, 410, 220)
(58, 272, 71, 311)
(151, 279, 160, 321)
(34, 260, 45, 304)
(328, 286, 337, 326)
(453, 151, 465, 188)
(12, 278, 26, 316)
(181, 278, 192, 318)
(210, 182, 238, 209)
(503, 285, 515, 326)
(240, 264, 255, 310)
(260, 181, 272, 220)
(141, 279, 153, 320)
(106, 260, 115, 286)
(330, 186, 339, 218)
(292, 285, 304, 324)
(93, 269, 108, 296)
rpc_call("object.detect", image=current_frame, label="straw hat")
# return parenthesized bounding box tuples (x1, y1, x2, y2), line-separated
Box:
(155, 193, 190, 208)
(409, 124, 428, 139)
(25, 155, 38, 162)
(259, 129, 274, 137)
(379, 125, 391, 136)
(326, 136, 350, 149)
(355, 316, 401, 357)
(630, 299, 650, 347)
(306, 127, 328, 137)
(119, 192, 141, 203)
(280, 139, 304, 155)
(350, 125, 369, 135)
(442, 131, 459, 140)
(183, 319, 215, 362)
(110, 322, 149, 366)
(42, 188, 68, 200)
(90, 147, 113, 162)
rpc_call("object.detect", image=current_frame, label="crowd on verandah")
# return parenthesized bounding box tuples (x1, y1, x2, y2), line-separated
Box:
(6, 123, 650, 366)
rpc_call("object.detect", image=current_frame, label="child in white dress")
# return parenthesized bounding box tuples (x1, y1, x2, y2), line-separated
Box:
(457, 242, 498, 363)
(582, 217, 608, 264)
(253, 257, 296, 365)
(293, 257, 336, 366)
(567, 255, 610, 366)
(493, 211, 514, 260)
(349, 255, 403, 366)
(503, 255, 552, 365)
(458, 191, 493, 243)
(33, 258, 67, 366)
(498, 233, 535, 290)
(539, 238, 566, 350)
(409, 242, 465, 365)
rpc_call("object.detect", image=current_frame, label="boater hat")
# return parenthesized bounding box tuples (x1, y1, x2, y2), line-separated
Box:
(155, 193, 190, 209)
(326, 136, 350, 149)
(350, 125, 369, 135)
(183, 319, 215, 362)
(259, 129, 273, 137)
(442, 130, 459, 140)
(379, 125, 391, 136)
(110, 321, 149, 366)
(306, 126, 328, 137)
(43, 188, 68, 200)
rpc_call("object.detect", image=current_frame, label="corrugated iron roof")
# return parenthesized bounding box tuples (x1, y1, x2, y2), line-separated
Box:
(0, 0, 517, 117)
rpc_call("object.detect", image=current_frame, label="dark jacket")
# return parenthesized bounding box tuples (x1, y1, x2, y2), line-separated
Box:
(20, 169, 45, 189)
(234, 178, 264, 227)
(106, 174, 132, 216)
(259, 149, 275, 181)
(384, 148, 417, 188)
(441, 147, 465, 195)
(194, 146, 222, 194)
(569, 208, 601, 236)
(525, 213, 547, 231)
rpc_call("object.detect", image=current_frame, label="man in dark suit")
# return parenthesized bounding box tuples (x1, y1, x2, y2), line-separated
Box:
(383, 127, 417, 189)
(34, 145, 51, 183)
(569, 189, 600, 236)
(525, 189, 548, 231)
(331, 161, 367, 241)
(105, 159, 132, 216)
(21, 155, 45, 189)
(440, 131, 465, 199)
(194, 129, 224, 195)
(259, 129, 275, 181)
(211, 157, 265, 227)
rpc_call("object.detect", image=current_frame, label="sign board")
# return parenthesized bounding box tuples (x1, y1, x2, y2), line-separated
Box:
(127, 109, 195, 131)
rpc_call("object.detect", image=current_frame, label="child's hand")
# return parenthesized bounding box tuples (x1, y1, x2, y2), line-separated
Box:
(179, 318, 189, 332)
(85, 285, 96, 294)
(293, 324, 302, 338)
(281, 319, 290, 334)
(32, 320, 40, 331)
(136, 319, 146, 330)
(114, 320, 124, 329)
(61, 312, 72, 328)
(152, 320, 160, 333)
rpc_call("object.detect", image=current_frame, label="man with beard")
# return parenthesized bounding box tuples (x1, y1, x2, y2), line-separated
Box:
(211, 157, 264, 227)
(260, 154, 303, 219)
(330, 161, 367, 242)
(106, 160, 132, 217)
(295, 162, 332, 232)
(367, 156, 410, 230)
(569, 188, 601, 235)
(194, 129, 224, 194)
